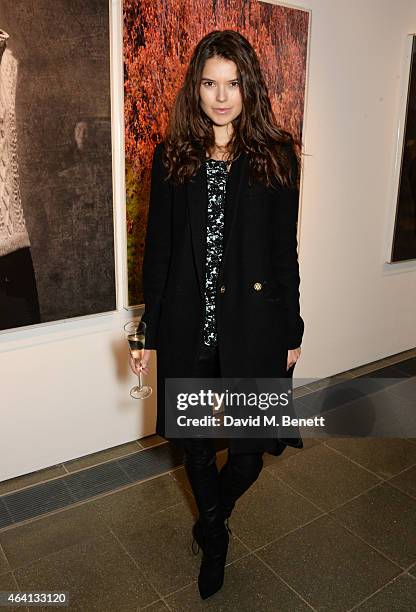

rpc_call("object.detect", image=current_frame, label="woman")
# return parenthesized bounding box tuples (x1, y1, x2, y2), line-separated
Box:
(0, 29, 41, 331)
(129, 30, 305, 600)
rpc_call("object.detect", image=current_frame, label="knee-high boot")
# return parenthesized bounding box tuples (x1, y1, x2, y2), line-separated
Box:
(184, 450, 229, 599)
(191, 452, 263, 557)
(218, 452, 264, 518)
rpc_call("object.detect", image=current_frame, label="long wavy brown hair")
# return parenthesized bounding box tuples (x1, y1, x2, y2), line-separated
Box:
(162, 29, 302, 189)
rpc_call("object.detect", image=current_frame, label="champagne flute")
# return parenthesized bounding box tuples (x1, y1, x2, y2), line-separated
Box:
(124, 319, 152, 399)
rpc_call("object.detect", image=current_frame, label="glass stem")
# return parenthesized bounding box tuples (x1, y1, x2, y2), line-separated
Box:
(137, 370, 143, 391)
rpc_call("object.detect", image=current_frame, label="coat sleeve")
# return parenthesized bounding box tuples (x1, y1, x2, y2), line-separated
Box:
(271, 183, 305, 350)
(140, 142, 172, 349)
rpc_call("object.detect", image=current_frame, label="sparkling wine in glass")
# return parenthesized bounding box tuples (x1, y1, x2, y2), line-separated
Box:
(124, 319, 152, 399)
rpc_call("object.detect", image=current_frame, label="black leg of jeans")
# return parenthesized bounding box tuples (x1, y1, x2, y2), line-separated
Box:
(218, 451, 264, 518)
(183, 341, 265, 523)
(183, 436, 221, 534)
(183, 342, 222, 534)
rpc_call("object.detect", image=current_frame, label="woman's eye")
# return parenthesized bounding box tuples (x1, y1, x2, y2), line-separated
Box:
(202, 81, 239, 87)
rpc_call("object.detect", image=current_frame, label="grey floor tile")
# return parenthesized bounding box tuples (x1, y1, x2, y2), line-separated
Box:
(139, 600, 170, 611)
(262, 437, 321, 468)
(113, 501, 248, 597)
(0, 545, 10, 576)
(257, 515, 400, 612)
(300, 394, 403, 441)
(14, 533, 158, 611)
(170, 452, 239, 495)
(165, 553, 313, 611)
(169, 466, 192, 495)
(224, 469, 321, 550)
(323, 438, 416, 479)
(387, 464, 416, 498)
(356, 390, 416, 438)
(354, 573, 416, 611)
(0, 503, 109, 570)
(267, 443, 381, 511)
(297, 384, 414, 439)
(0, 571, 27, 611)
(386, 377, 416, 403)
(90, 474, 187, 533)
(0, 464, 67, 496)
(293, 385, 358, 420)
(329, 483, 416, 567)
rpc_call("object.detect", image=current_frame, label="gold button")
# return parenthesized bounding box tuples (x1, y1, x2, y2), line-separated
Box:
(254, 282, 262, 291)
(220, 285, 226, 293)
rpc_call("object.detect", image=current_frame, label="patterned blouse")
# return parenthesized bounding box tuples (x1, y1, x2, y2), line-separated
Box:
(203, 158, 229, 346)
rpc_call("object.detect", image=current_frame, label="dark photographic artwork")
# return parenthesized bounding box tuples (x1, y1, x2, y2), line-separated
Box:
(391, 35, 416, 262)
(123, 0, 310, 308)
(0, 0, 115, 333)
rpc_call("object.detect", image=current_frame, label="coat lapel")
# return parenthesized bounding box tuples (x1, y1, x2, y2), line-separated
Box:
(186, 152, 248, 299)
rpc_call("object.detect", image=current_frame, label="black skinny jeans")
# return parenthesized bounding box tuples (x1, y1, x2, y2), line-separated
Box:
(182, 341, 264, 525)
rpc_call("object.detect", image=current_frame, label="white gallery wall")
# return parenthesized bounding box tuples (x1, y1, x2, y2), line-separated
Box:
(1, 0, 415, 481)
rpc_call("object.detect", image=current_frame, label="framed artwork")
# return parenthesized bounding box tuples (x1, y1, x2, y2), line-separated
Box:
(389, 34, 416, 263)
(123, 0, 310, 308)
(0, 0, 116, 333)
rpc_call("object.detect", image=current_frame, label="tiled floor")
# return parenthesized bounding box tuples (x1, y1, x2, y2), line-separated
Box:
(0, 438, 416, 610)
(0, 350, 416, 610)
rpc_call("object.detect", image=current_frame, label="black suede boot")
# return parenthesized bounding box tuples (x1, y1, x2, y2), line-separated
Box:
(197, 515, 229, 599)
(195, 452, 264, 554)
(191, 518, 204, 555)
(191, 457, 240, 555)
(192, 513, 232, 555)
(184, 447, 230, 598)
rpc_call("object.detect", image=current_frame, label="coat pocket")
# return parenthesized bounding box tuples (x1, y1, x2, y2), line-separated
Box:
(263, 283, 282, 304)
(251, 279, 282, 304)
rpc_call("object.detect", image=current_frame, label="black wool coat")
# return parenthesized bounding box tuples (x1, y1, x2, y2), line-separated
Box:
(141, 142, 305, 456)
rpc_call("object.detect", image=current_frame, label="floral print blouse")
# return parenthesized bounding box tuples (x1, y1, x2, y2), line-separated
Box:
(203, 158, 229, 346)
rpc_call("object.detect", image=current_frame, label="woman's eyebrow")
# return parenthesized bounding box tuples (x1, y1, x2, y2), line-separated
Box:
(201, 77, 239, 81)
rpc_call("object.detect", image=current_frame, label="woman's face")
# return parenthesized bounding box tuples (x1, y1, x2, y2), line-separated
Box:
(199, 56, 242, 128)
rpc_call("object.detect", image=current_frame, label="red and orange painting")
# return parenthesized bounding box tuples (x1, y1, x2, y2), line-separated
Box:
(123, 0, 310, 307)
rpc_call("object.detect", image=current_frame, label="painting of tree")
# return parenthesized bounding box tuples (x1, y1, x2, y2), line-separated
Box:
(123, 0, 309, 306)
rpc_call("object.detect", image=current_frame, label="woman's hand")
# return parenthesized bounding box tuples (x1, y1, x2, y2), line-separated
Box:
(129, 348, 151, 376)
(287, 347, 301, 370)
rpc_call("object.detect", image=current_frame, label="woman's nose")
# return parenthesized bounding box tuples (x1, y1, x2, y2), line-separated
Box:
(216, 87, 227, 102)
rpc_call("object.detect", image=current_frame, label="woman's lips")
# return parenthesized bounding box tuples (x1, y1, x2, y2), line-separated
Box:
(213, 108, 231, 114)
